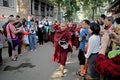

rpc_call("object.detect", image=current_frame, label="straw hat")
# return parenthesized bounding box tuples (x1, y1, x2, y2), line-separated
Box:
(8, 17, 15, 22)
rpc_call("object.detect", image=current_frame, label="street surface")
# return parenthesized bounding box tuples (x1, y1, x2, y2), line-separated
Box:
(0, 42, 84, 80)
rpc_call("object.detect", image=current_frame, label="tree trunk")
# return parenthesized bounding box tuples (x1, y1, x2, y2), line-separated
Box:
(57, 0, 61, 22)
(17, 0, 31, 18)
(92, 0, 96, 20)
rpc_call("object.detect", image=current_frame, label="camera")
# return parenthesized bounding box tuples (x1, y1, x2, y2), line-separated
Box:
(31, 30, 34, 33)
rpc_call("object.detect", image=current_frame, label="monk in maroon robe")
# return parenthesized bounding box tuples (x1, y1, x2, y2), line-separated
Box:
(73, 23, 82, 49)
(50, 21, 59, 44)
(70, 23, 78, 48)
(52, 23, 72, 77)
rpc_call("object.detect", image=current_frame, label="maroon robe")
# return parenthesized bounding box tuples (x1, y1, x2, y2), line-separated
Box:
(52, 29, 72, 66)
(95, 54, 120, 80)
(50, 24, 60, 43)
(68, 24, 80, 49)
(68, 26, 76, 44)
(73, 27, 81, 49)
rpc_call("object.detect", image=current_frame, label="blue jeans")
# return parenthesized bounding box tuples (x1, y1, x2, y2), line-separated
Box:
(29, 34, 37, 50)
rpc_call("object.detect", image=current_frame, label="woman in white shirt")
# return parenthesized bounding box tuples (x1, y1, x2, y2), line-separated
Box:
(84, 22, 101, 80)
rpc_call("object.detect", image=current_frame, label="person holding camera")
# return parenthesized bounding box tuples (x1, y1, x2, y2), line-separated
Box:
(29, 19, 37, 51)
(6, 17, 22, 61)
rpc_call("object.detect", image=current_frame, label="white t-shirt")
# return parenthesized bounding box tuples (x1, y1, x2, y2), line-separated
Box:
(85, 34, 100, 58)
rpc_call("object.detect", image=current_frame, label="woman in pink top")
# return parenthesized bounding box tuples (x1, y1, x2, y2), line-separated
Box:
(6, 17, 22, 61)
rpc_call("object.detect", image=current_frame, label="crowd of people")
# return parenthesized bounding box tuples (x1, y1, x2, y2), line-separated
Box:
(0, 14, 120, 80)
(0, 15, 52, 62)
(51, 14, 120, 80)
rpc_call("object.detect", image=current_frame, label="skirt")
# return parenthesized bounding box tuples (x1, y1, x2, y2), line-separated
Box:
(85, 53, 100, 79)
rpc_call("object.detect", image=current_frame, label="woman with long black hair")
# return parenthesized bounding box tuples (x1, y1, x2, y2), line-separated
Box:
(84, 22, 101, 80)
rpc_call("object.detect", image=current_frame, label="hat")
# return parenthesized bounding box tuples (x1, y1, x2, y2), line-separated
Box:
(8, 17, 15, 22)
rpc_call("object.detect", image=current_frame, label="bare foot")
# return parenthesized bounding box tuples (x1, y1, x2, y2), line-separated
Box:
(59, 72, 64, 77)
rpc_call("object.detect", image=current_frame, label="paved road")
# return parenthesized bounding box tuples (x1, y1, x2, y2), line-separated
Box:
(0, 42, 84, 80)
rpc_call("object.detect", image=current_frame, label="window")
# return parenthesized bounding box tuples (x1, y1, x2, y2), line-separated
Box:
(41, 2, 45, 17)
(51, 6, 53, 11)
(34, 0, 39, 15)
(34, 0, 39, 10)
(47, 4, 49, 11)
(41, 2, 45, 12)
(3, 0, 9, 7)
(0, 0, 14, 8)
(34, 3, 39, 10)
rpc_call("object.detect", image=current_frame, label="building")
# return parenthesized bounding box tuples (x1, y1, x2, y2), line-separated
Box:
(0, 0, 17, 18)
(0, 0, 65, 22)
(17, 0, 54, 21)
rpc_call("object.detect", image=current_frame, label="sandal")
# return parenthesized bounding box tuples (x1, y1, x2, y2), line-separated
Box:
(76, 71, 85, 77)
(11, 58, 17, 61)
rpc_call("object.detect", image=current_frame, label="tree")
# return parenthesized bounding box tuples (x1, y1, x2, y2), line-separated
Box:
(50, 0, 80, 22)
(50, 0, 64, 22)
(17, 0, 31, 18)
(64, 0, 80, 22)
(50, 0, 110, 21)
(80, 0, 108, 20)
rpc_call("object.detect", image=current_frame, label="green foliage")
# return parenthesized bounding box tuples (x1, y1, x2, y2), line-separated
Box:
(64, 0, 80, 21)
(50, 0, 109, 21)
(50, 0, 80, 22)
(81, 0, 109, 20)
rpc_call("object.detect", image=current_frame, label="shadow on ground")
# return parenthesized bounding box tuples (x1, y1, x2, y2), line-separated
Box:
(3, 63, 35, 71)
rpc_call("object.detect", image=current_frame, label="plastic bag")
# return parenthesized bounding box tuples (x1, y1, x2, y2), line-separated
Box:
(23, 35, 29, 44)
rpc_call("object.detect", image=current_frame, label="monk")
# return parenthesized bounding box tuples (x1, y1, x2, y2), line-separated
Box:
(52, 22, 72, 77)
(50, 21, 59, 44)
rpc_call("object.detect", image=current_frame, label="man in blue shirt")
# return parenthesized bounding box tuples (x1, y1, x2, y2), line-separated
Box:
(77, 20, 90, 76)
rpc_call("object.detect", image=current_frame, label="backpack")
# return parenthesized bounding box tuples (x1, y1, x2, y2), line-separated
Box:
(2, 21, 9, 37)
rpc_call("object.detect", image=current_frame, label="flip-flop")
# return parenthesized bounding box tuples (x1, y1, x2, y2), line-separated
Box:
(76, 71, 85, 77)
